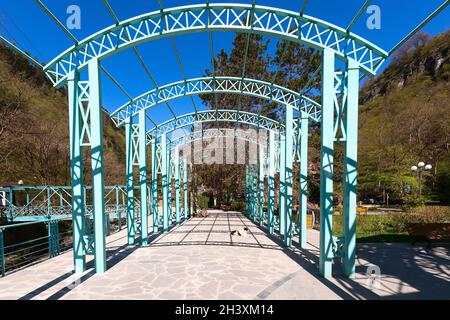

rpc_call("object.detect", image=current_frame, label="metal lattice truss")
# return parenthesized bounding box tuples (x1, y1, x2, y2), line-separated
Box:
(44, 3, 388, 87)
(146, 109, 283, 143)
(168, 127, 279, 153)
(110, 77, 321, 126)
(3, 186, 72, 220)
(0, 186, 137, 221)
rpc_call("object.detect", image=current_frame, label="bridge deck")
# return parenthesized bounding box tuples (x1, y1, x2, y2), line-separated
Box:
(0, 210, 448, 300)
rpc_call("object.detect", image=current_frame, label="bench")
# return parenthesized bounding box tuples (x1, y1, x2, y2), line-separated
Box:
(356, 206, 368, 215)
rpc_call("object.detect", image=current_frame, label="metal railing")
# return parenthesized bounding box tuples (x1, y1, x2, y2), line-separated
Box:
(0, 215, 132, 277)
(0, 185, 142, 221)
(0, 185, 147, 276)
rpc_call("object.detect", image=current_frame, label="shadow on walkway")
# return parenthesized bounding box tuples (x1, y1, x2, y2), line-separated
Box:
(16, 211, 449, 300)
(18, 239, 140, 300)
(144, 211, 449, 300)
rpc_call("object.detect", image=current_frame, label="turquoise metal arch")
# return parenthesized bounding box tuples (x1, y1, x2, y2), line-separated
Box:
(110, 76, 321, 126)
(23, 0, 443, 281)
(146, 109, 284, 143)
(44, 3, 388, 87)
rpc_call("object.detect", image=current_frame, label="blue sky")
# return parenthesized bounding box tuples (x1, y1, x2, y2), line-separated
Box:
(0, 0, 449, 126)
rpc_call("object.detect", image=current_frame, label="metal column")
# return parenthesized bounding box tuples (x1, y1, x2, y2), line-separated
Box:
(245, 166, 249, 216)
(88, 58, 106, 273)
(125, 116, 135, 245)
(47, 220, 60, 258)
(68, 69, 86, 273)
(174, 147, 181, 225)
(284, 104, 294, 247)
(167, 148, 173, 225)
(139, 110, 148, 245)
(319, 49, 335, 278)
(268, 131, 276, 234)
(183, 158, 188, 220)
(151, 138, 159, 233)
(343, 58, 359, 278)
(252, 167, 257, 222)
(161, 133, 169, 232)
(299, 112, 309, 248)
(279, 136, 285, 236)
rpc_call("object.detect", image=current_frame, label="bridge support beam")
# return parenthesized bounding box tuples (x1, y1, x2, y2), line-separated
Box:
(299, 112, 309, 248)
(319, 49, 335, 278)
(139, 110, 148, 246)
(252, 167, 258, 223)
(343, 58, 360, 278)
(68, 69, 86, 273)
(47, 220, 60, 258)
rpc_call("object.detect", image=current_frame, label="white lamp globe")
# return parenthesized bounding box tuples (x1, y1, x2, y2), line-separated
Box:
(18, 180, 23, 185)
(411, 166, 418, 171)
(425, 164, 432, 170)
(418, 162, 425, 168)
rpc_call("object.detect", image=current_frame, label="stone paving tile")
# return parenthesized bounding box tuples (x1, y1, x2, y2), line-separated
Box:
(0, 210, 448, 300)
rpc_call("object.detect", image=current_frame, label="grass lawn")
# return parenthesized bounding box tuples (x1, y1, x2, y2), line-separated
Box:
(331, 214, 448, 243)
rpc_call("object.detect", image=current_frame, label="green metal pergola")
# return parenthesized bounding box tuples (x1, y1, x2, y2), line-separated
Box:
(1, 0, 448, 279)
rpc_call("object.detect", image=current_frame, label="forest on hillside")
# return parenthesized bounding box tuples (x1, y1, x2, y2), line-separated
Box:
(196, 30, 450, 206)
(358, 31, 450, 204)
(0, 44, 126, 186)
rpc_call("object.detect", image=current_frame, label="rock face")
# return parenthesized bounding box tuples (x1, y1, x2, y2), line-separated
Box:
(356, 30, 450, 201)
(360, 31, 450, 105)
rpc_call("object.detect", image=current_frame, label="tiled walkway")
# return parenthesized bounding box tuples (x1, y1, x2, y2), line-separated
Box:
(0, 210, 448, 299)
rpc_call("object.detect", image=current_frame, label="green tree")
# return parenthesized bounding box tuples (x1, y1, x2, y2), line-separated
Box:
(201, 33, 271, 114)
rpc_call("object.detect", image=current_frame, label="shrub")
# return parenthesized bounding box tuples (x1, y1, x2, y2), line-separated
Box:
(406, 206, 450, 223)
(403, 194, 426, 209)
(390, 214, 410, 233)
(197, 195, 210, 209)
(230, 200, 245, 212)
(373, 219, 387, 233)
(334, 205, 343, 214)
(436, 158, 450, 205)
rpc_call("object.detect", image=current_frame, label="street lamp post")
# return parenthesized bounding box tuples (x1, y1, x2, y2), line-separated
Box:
(411, 162, 432, 195)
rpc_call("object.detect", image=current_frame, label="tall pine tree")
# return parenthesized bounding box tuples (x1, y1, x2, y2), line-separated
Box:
(193, 33, 323, 208)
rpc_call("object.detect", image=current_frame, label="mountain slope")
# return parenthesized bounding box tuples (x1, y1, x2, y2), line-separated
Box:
(0, 43, 126, 186)
(358, 30, 450, 203)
